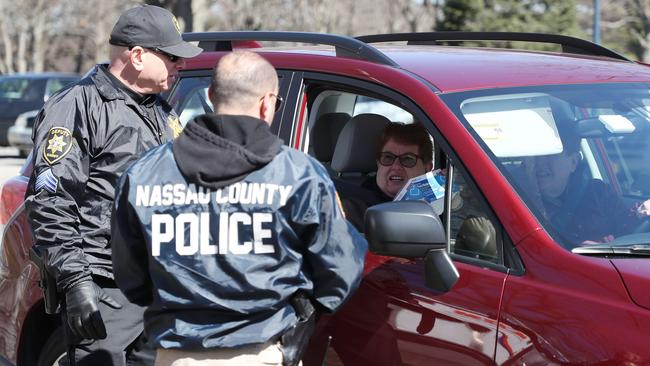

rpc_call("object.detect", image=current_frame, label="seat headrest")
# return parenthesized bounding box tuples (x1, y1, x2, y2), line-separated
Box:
(331, 113, 391, 174)
(310, 113, 351, 162)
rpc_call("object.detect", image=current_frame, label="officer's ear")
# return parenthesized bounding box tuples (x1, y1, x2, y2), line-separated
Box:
(208, 85, 222, 114)
(259, 91, 275, 125)
(129, 46, 146, 71)
(208, 84, 215, 106)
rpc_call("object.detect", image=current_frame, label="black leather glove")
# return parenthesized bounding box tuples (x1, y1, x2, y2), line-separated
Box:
(65, 280, 122, 340)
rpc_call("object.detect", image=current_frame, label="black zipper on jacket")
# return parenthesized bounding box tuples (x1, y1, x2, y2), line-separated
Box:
(130, 101, 165, 145)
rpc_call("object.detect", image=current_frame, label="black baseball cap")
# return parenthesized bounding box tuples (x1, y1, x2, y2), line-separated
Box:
(109, 5, 202, 59)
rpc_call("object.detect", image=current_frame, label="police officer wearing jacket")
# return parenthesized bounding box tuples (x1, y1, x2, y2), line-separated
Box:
(25, 5, 202, 365)
(111, 50, 367, 366)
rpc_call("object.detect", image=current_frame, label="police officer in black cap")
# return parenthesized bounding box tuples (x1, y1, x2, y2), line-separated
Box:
(25, 5, 202, 365)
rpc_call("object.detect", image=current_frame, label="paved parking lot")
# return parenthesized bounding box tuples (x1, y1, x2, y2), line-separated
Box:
(0, 147, 25, 182)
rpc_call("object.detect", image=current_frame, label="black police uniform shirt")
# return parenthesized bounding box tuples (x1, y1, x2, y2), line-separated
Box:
(112, 114, 368, 349)
(25, 64, 183, 293)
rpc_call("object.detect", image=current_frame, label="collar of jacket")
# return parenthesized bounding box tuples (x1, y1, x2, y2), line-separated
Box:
(91, 64, 156, 106)
(361, 176, 393, 202)
(172, 114, 283, 189)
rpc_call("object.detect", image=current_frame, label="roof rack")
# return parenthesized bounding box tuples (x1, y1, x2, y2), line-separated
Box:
(183, 31, 398, 67)
(356, 32, 629, 61)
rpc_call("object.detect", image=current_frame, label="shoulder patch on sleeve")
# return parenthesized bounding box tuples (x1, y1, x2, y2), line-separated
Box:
(43, 127, 72, 165)
(35, 168, 58, 193)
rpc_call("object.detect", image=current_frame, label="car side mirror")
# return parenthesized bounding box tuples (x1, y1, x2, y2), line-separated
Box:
(364, 201, 459, 293)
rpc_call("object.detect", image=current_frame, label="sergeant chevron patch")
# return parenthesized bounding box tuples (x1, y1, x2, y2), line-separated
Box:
(35, 168, 58, 193)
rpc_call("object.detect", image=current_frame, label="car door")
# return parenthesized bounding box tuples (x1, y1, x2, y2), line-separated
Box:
(291, 73, 511, 366)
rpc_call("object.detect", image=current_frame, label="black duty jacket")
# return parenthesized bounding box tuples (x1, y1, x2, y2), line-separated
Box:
(112, 114, 367, 349)
(25, 65, 178, 292)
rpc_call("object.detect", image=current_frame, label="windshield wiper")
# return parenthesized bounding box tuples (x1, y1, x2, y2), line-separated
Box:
(572, 244, 650, 256)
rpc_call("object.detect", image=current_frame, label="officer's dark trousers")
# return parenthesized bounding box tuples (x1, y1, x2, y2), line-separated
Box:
(59, 287, 155, 366)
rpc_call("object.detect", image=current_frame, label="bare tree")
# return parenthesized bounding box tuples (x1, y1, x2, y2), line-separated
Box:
(0, 22, 12, 74)
(146, 0, 194, 31)
(199, 0, 439, 38)
(0, 0, 55, 73)
(0, 0, 139, 74)
(54, 0, 140, 73)
(625, 0, 650, 61)
(576, 0, 650, 61)
(385, 0, 440, 33)
(31, 0, 49, 72)
(0, 0, 647, 72)
(209, 0, 265, 31)
(192, 0, 211, 32)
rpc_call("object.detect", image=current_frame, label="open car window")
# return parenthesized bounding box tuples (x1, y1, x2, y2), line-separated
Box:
(303, 83, 504, 266)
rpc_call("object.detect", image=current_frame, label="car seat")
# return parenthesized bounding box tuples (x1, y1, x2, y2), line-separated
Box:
(331, 113, 390, 183)
(310, 112, 351, 168)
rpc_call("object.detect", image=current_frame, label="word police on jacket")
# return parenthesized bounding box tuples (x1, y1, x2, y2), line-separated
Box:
(136, 182, 293, 257)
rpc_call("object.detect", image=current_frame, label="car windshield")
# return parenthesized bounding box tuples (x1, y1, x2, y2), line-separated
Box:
(0, 78, 42, 101)
(442, 83, 650, 250)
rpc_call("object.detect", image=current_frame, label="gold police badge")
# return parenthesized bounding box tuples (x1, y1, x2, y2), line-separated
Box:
(43, 127, 73, 165)
(168, 115, 183, 138)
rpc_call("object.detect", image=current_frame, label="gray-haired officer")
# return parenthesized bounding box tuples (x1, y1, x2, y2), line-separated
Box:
(111, 50, 367, 366)
(25, 5, 201, 365)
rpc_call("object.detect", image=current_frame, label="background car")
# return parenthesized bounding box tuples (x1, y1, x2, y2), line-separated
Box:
(0, 73, 79, 153)
(7, 110, 38, 158)
(4, 31, 650, 366)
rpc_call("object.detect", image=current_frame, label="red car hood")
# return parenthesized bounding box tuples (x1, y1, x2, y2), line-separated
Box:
(611, 258, 650, 310)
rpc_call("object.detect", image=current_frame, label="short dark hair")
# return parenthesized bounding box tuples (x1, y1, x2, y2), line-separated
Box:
(377, 122, 433, 164)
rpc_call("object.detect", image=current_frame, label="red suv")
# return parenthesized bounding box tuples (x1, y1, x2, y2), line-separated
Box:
(3, 31, 650, 365)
